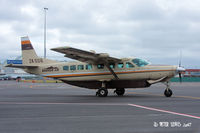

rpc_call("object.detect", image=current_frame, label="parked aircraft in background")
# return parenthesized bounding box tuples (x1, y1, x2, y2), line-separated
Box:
(6, 36, 185, 97)
(0, 73, 37, 80)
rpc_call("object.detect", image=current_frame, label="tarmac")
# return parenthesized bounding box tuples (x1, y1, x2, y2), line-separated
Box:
(0, 81, 199, 133)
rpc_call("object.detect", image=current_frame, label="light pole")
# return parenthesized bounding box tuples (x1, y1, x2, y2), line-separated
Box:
(44, 7, 48, 58)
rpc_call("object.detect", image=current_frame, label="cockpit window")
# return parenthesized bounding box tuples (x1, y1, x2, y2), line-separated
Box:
(126, 62, 134, 68)
(132, 58, 149, 67)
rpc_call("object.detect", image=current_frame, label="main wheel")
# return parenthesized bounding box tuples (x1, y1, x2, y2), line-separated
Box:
(164, 89, 173, 97)
(115, 88, 125, 96)
(97, 88, 108, 97)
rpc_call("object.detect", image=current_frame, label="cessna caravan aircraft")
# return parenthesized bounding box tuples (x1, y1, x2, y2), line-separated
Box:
(6, 36, 185, 97)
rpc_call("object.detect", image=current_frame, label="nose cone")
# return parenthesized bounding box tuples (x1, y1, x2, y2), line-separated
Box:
(176, 66, 185, 73)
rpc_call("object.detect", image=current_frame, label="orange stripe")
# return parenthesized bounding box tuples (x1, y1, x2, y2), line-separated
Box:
(46, 69, 172, 78)
(21, 40, 31, 45)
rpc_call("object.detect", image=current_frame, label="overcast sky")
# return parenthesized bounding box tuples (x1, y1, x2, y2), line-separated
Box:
(0, 0, 200, 68)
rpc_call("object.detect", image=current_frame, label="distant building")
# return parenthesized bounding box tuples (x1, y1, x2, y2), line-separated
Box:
(0, 63, 5, 74)
(0, 59, 37, 80)
(184, 69, 200, 77)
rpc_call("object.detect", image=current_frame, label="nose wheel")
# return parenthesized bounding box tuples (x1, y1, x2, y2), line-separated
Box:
(164, 88, 173, 97)
(164, 81, 173, 97)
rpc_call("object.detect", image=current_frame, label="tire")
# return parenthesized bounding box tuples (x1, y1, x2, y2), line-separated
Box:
(164, 89, 173, 97)
(98, 88, 108, 97)
(115, 88, 125, 96)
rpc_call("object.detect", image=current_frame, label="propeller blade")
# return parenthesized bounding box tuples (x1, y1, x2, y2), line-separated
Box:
(179, 50, 182, 67)
(179, 73, 182, 83)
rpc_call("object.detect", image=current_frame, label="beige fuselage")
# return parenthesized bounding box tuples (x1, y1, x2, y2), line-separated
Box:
(24, 58, 177, 89)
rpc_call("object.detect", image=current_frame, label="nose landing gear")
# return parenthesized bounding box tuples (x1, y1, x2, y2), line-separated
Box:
(164, 81, 173, 97)
(164, 89, 173, 97)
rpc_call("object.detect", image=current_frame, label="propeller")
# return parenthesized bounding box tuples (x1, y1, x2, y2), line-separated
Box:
(177, 50, 185, 83)
(179, 71, 182, 83)
(179, 52, 182, 82)
(177, 66, 185, 83)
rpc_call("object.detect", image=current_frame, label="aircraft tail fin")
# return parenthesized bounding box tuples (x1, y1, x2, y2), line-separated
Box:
(21, 36, 58, 66)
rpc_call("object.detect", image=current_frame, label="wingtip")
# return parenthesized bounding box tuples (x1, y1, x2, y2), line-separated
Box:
(50, 48, 56, 51)
(51, 46, 71, 51)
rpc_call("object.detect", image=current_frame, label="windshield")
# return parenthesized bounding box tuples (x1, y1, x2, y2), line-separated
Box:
(132, 58, 149, 67)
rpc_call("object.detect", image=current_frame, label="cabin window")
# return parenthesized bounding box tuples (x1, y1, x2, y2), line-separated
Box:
(97, 64, 104, 69)
(118, 63, 124, 68)
(109, 63, 115, 68)
(70, 65, 76, 71)
(86, 64, 92, 70)
(126, 62, 134, 68)
(77, 65, 84, 70)
(63, 66, 69, 71)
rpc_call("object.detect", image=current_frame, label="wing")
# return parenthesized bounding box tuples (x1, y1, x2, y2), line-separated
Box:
(51, 46, 121, 64)
(51, 46, 121, 80)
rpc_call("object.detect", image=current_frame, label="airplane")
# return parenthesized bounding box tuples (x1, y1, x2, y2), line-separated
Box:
(6, 36, 185, 97)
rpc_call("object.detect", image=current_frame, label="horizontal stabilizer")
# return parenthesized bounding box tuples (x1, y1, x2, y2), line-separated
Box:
(5, 64, 38, 69)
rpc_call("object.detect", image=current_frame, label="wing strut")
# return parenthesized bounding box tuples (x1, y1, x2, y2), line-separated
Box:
(105, 63, 119, 80)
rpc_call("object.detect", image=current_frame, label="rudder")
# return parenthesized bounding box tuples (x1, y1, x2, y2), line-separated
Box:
(21, 36, 58, 66)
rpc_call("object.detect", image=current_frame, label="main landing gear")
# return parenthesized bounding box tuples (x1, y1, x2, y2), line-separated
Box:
(96, 82, 108, 97)
(96, 82, 125, 97)
(114, 88, 125, 96)
(164, 81, 173, 97)
(96, 88, 108, 97)
(96, 88, 126, 97)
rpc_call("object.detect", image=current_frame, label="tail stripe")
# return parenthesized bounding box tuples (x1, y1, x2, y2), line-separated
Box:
(22, 44, 33, 50)
(21, 36, 33, 50)
(21, 40, 31, 45)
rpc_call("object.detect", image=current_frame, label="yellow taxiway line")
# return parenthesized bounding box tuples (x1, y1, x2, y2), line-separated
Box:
(127, 92, 200, 100)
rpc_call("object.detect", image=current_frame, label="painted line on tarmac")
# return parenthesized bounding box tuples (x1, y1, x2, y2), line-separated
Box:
(0, 101, 126, 106)
(127, 92, 200, 100)
(173, 95, 200, 100)
(1, 101, 199, 120)
(128, 103, 200, 120)
(128, 92, 163, 97)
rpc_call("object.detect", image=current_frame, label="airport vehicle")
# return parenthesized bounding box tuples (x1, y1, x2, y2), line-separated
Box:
(6, 36, 185, 97)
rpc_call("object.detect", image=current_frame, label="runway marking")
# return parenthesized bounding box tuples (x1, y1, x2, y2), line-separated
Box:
(1, 101, 200, 120)
(128, 92, 163, 97)
(128, 103, 200, 120)
(174, 95, 200, 100)
(127, 92, 200, 100)
(0, 102, 126, 106)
